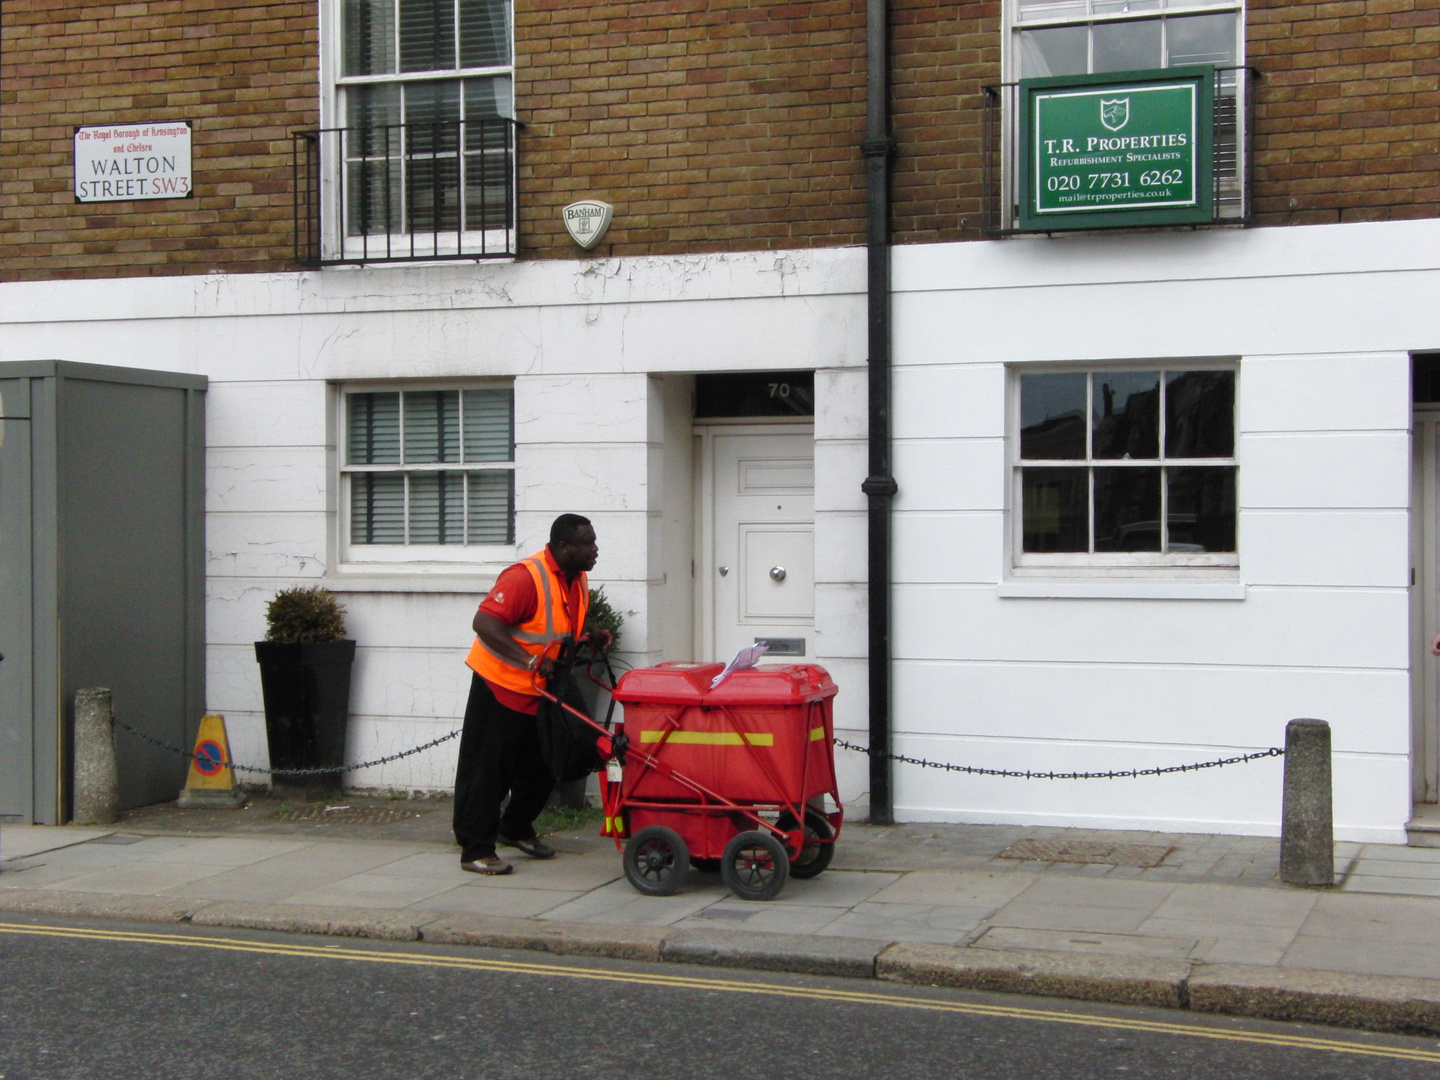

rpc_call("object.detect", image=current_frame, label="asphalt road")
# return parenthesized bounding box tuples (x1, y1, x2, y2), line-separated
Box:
(1, 917, 1438, 1080)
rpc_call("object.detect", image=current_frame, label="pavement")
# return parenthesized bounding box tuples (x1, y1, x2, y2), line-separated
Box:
(5, 793, 1440, 1036)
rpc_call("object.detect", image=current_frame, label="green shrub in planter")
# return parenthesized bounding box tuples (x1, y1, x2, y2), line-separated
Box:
(254, 586, 355, 798)
(265, 586, 348, 643)
(583, 585, 624, 653)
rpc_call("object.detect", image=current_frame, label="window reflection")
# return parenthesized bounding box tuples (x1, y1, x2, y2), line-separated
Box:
(1019, 25, 1089, 77)
(1020, 372, 1087, 459)
(1018, 368, 1236, 556)
(1023, 468, 1089, 552)
(1166, 12, 1238, 66)
(1092, 18, 1162, 72)
(1168, 467, 1236, 551)
(1092, 372, 1159, 459)
(1165, 370, 1234, 457)
(1094, 467, 1162, 551)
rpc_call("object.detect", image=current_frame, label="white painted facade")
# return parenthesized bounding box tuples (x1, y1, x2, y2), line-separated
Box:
(3, 216, 1436, 842)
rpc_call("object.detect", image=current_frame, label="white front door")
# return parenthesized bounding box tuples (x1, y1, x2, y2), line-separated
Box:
(703, 427, 815, 663)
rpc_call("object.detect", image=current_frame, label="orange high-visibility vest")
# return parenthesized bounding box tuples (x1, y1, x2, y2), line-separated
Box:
(465, 550, 590, 697)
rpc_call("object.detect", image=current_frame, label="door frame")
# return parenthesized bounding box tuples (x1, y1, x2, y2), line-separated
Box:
(1412, 406, 1440, 804)
(693, 418, 816, 664)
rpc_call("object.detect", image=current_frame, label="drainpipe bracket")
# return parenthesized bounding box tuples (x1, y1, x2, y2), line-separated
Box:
(860, 136, 896, 160)
(861, 476, 899, 498)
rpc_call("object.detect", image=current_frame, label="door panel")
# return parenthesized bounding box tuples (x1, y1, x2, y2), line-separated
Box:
(710, 430, 815, 663)
(0, 380, 34, 822)
(741, 527, 814, 619)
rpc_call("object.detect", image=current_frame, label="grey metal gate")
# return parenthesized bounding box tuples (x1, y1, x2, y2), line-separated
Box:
(0, 362, 206, 823)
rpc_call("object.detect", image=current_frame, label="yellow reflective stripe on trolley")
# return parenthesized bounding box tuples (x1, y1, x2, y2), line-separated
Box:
(638, 731, 775, 746)
(809, 726, 824, 741)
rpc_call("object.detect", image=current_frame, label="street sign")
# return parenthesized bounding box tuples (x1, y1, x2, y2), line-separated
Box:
(1019, 67, 1213, 231)
(74, 121, 193, 202)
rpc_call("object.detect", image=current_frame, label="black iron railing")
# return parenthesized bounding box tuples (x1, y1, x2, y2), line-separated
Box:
(292, 118, 519, 266)
(982, 66, 1258, 235)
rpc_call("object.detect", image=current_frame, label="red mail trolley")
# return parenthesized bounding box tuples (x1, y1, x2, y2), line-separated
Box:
(599, 661, 843, 901)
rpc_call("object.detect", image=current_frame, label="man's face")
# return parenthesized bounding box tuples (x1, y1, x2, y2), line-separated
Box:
(556, 525, 599, 575)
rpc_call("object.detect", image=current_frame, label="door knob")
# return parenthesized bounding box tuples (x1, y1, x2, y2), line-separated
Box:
(769, 566, 787, 582)
(718, 566, 729, 576)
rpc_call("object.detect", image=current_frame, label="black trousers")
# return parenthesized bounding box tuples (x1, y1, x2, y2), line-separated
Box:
(452, 674, 555, 860)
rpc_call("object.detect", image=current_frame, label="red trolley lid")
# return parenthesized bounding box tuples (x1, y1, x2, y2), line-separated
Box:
(614, 661, 837, 707)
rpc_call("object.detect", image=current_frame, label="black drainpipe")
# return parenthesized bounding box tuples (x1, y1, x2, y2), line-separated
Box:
(860, 0, 896, 826)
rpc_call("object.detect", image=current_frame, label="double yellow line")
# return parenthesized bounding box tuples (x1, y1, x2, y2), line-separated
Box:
(2, 921, 1437, 1064)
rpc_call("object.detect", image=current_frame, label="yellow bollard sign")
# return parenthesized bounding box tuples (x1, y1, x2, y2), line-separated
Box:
(176, 714, 248, 809)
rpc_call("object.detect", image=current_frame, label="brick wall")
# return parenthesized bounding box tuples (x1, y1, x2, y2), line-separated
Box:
(1249, 0, 1440, 224)
(514, 0, 997, 258)
(0, 0, 317, 280)
(2, 0, 1435, 280)
(890, 0, 1000, 245)
(514, 0, 868, 259)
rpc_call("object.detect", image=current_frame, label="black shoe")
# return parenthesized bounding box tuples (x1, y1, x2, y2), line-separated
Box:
(498, 835, 555, 859)
(460, 854, 512, 875)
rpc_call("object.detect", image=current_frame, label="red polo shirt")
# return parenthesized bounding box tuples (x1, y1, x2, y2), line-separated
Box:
(477, 546, 586, 715)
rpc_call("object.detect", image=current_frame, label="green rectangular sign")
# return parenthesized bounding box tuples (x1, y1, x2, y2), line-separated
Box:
(1019, 67, 1213, 231)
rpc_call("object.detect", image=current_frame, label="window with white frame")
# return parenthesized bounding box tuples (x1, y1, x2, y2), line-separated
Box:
(1012, 0, 1243, 79)
(1014, 367, 1236, 565)
(343, 385, 515, 554)
(1004, 0, 1247, 223)
(335, 0, 515, 253)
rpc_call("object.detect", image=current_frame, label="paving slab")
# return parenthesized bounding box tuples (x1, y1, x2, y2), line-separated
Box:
(140, 836, 315, 867)
(679, 901, 848, 936)
(538, 877, 724, 927)
(45, 860, 236, 896)
(877, 942, 1190, 1009)
(0, 826, 116, 861)
(415, 884, 586, 918)
(1299, 892, 1440, 945)
(281, 872, 465, 910)
(661, 928, 886, 978)
(972, 926, 1198, 960)
(817, 901, 992, 945)
(1343, 876, 1440, 897)
(1282, 938, 1440, 982)
(866, 869, 1036, 909)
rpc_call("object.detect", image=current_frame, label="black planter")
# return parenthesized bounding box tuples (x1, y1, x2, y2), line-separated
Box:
(254, 640, 356, 800)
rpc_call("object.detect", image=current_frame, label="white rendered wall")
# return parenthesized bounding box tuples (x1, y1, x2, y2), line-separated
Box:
(3, 220, 1434, 839)
(891, 217, 1440, 842)
(0, 251, 869, 795)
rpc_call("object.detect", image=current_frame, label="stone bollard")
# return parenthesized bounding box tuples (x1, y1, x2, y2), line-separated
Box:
(72, 688, 121, 825)
(1280, 718, 1333, 887)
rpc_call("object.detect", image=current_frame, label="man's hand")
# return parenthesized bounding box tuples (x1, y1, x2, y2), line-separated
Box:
(590, 628, 615, 654)
(1431, 630, 1440, 658)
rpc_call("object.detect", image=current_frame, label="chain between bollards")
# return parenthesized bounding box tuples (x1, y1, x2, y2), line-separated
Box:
(835, 738, 1283, 780)
(111, 716, 461, 777)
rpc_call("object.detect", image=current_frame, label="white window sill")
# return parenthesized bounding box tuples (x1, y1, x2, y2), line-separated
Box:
(319, 573, 496, 595)
(998, 579, 1246, 600)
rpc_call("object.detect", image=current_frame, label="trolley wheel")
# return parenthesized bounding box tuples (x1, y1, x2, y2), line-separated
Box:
(721, 830, 790, 902)
(777, 809, 835, 880)
(623, 826, 690, 896)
